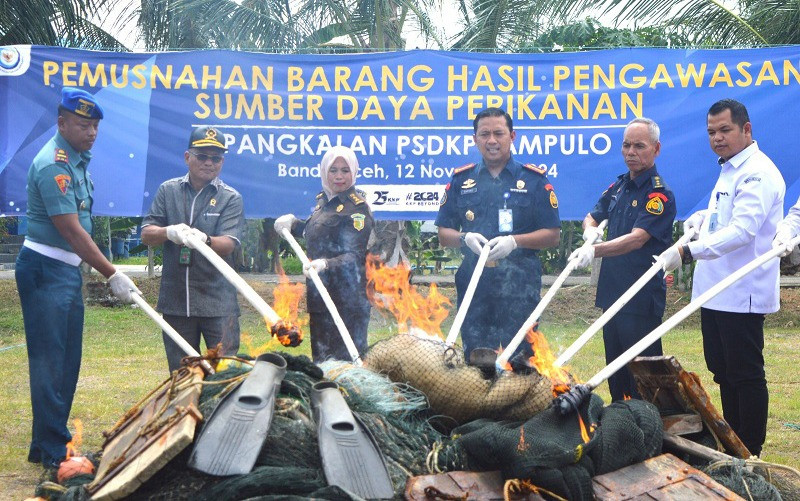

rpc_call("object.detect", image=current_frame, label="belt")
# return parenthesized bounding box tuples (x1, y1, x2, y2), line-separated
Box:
(23, 239, 82, 267)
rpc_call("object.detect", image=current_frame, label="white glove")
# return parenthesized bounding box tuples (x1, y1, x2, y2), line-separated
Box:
(773, 228, 795, 257)
(182, 228, 208, 249)
(683, 211, 707, 237)
(487, 235, 517, 261)
(165, 223, 192, 245)
(568, 245, 595, 268)
(108, 271, 141, 304)
(582, 225, 604, 243)
(303, 258, 327, 277)
(462, 232, 488, 255)
(659, 246, 682, 273)
(274, 214, 298, 237)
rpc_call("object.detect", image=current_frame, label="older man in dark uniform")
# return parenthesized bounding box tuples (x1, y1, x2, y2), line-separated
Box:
(436, 107, 561, 361)
(569, 117, 676, 401)
(16, 87, 140, 470)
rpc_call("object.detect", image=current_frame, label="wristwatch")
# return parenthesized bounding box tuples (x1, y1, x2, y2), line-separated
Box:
(205, 234, 212, 246)
(459, 233, 466, 246)
(681, 244, 693, 265)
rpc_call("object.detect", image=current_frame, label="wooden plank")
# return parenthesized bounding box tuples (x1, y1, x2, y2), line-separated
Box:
(662, 414, 703, 435)
(662, 432, 733, 463)
(629, 356, 751, 458)
(87, 366, 204, 500)
(592, 453, 744, 500)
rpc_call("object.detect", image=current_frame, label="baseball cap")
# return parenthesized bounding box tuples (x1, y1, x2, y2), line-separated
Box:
(188, 126, 227, 151)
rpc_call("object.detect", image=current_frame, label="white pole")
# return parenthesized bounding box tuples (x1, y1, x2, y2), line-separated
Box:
(496, 220, 608, 369)
(585, 235, 800, 390)
(131, 293, 215, 375)
(184, 233, 282, 327)
(280, 228, 363, 365)
(445, 244, 491, 346)
(553, 227, 698, 367)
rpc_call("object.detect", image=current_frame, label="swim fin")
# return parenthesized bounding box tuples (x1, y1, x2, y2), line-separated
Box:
(311, 381, 394, 499)
(189, 352, 287, 476)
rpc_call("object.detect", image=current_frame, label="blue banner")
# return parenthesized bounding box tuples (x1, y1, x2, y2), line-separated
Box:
(1, 46, 799, 221)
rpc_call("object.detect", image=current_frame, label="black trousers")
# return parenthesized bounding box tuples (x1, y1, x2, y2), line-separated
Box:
(700, 307, 767, 457)
(602, 311, 663, 401)
(309, 308, 369, 363)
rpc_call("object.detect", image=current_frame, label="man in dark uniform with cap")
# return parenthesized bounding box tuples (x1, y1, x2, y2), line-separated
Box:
(141, 126, 245, 372)
(569, 117, 676, 401)
(436, 107, 561, 361)
(15, 87, 140, 469)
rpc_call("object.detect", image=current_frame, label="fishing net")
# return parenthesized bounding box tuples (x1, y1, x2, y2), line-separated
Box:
(364, 332, 556, 425)
(703, 459, 800, 501)
(39, 352, 461, 501)
(434, 395, 664, 501)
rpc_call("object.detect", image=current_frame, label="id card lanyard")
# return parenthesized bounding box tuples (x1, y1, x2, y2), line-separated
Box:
(498, 192, 513, 232)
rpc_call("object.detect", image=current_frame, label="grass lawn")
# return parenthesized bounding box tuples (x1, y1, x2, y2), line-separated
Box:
(0, 277, 798, 498)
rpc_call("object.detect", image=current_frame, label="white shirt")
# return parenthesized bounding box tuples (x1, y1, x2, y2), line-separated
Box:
(778, 196, 800, 237)
(688, 141, 785, 313)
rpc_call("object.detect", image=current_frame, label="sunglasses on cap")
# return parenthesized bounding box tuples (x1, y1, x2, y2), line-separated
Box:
(189, 150, 224, 164)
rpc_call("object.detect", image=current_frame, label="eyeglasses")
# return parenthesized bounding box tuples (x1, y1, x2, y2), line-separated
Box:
(189, 151, 224, 164)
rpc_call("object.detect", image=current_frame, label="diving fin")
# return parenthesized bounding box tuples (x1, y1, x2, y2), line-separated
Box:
(311, 381, 394, 499)
(189, 352, 287, 476)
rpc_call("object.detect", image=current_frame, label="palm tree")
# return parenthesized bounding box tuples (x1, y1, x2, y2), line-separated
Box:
(0, 0, 124, 48)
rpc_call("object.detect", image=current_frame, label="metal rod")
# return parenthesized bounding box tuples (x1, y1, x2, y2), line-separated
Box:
(445, 244, 490, 346)
(496, 219, 608, 369)
(131, 293, 215, 375)
(184, 233, 282, 327)
(554, 227, 697, 367)
(584, 234, 799, 390)
(280, 228, 362, 365)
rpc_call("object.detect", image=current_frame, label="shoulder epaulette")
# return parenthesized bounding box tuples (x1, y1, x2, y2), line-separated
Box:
(454, 163, 476, 174)
(348, 192, 365, 205)
(356, 188, 367, 198)
(316, 192, 325, 199)
(54, 148, 69, 164)
(652, 175, 665, 189)
(523, 163, 546, 175)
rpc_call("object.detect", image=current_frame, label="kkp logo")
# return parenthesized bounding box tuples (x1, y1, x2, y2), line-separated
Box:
(0, 46, 31, 76)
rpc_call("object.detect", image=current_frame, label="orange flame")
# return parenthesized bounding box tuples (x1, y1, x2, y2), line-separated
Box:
(623, 394, 632, 401)
(271, 272, 306, 346)
(366, 255, 451, 337)
(65, 419, 83, 459)
(524, 328, 575, 396)
(577, 413, 592, 443)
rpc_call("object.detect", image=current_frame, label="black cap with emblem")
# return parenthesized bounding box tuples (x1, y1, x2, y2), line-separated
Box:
(188, 126, 227, 151)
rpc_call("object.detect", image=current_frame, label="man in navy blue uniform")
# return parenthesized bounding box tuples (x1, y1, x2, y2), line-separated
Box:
(436, 107, 561, 361)
(569, 117, 676, 401)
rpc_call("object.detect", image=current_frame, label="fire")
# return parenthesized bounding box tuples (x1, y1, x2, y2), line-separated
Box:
(577, 413, 592, 443)
(623, 394, 632, 400)
(524, 327, 575, 396)
(365, 255, 452, 337)
(65, 419, 83, 459)
(270, 273, 306, 347)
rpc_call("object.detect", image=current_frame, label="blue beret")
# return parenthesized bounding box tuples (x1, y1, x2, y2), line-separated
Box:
(60, 87, 103, 119)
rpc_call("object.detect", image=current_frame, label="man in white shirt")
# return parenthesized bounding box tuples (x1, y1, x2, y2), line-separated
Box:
(664, 99, 785, 457)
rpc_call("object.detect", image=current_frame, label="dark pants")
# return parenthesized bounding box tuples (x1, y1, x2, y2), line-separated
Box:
(700, 307, 767, 457)
(309, 308, 369, 362)
(457, 265, 540, 361)
(603, 311, 663, 401)
(16, 247, 83, 467)
(162, 315, 240, 372)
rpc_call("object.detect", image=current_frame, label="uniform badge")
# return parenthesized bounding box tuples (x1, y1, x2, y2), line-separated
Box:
(54, 174, 71, 195)
(465, 210, 474, 221)
(351, 213, 365, 231)
(75, 98, 96, 118)
(336, 204, 344, 212)
(645, 192, 668, 215)
(632, 200, 638, 207)
(54, 148, 68, 163)
(516, 180, 525, 189)
(79, 200, 86, 210)
(549, 190, 558, 208)
(461, 179, 476, 189)
(210, 198, 217, 207)
(440, 191, 447, 206)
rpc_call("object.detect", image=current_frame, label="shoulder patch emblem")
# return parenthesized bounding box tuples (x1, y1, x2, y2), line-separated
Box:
(524, 163, 546, 174)
(645, 196, 664, 215)
(454, 163, 476, 174)
(349, 192, 364, 205)
(549, 190, 558, 208)
(54, 174, 71, 195)
(54, 148, 68, 163)
(653, 176, 664, 189)
(648, 192, 669, 202)
(351, 213, 366, 231)
(440, 190, 447, 206)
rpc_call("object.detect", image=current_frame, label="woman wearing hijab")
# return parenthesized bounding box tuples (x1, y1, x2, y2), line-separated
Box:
(275, 146, 375, 362)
